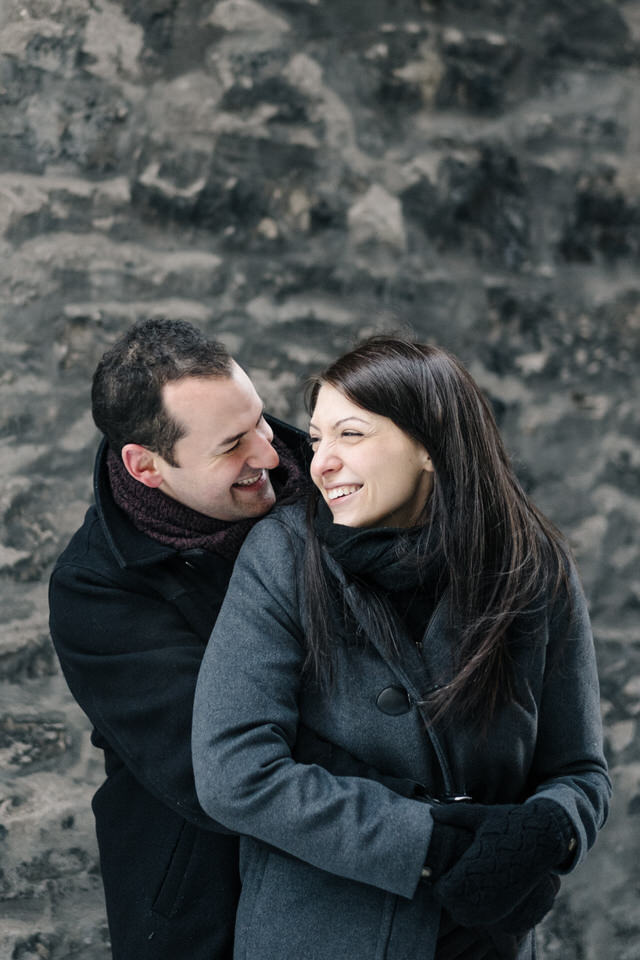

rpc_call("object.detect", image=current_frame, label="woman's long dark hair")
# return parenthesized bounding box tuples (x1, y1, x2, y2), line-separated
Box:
(303, 336, 570, 728)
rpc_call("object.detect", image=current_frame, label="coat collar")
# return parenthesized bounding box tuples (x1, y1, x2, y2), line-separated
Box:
(320, 547, 460, 796)
(93, 415, 310, 570)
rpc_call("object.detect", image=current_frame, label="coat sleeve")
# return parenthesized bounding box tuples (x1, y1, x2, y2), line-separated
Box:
(526, 562, 612, 869)
(192, 516, 434, 900)
(49, 534, 229, 832)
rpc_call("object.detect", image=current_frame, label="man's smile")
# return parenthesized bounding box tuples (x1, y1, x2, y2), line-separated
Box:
(233, 470, 267, 489)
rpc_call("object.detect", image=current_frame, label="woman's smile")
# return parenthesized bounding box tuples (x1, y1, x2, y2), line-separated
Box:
(325, 484, 362, 502)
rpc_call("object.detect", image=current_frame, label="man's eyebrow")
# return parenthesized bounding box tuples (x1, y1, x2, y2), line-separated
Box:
(308, 416, 369, 431)
(217, 408, 265, 449)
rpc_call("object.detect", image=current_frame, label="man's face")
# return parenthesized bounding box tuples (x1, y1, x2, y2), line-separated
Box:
(152, 364, 279, 521)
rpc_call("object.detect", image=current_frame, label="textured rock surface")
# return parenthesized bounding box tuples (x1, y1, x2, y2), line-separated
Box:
(1, 1, 638, 957)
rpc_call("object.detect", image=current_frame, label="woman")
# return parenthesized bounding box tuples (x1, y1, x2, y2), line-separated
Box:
(192, 337, 610, 960)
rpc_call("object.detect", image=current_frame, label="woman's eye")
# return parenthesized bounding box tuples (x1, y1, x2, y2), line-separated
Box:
(307, 431, 361, 448)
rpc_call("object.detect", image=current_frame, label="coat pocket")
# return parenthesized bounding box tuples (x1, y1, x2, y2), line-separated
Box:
(151, 820, 197, 919)
(236, 844, 397, 960)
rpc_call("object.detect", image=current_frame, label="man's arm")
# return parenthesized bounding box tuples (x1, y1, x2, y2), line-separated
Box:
(49, 546, 229, 831)
(49, 513, 420, 840)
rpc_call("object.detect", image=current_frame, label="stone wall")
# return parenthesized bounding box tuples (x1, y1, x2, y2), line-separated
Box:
(1, 1, 638, 957)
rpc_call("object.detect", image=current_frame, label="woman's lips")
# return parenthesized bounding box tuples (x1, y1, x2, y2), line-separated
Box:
(326, 484, 362, 502)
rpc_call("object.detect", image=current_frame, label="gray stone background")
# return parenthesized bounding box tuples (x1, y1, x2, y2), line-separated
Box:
(0, 0, 638, 957)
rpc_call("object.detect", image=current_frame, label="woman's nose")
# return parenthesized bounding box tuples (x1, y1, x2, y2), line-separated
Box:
(310, 444, 341, 477)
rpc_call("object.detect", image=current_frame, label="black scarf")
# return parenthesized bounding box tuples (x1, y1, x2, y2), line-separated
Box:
(314, 497, 445, 594)
(313, 497, 449, 645)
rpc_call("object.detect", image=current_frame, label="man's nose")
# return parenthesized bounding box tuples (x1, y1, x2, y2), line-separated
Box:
(246, 427, 279, 470)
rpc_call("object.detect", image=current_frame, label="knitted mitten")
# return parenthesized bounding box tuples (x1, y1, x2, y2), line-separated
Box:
(435, 871, 561, 959)
(435, 912, 500, 960)
(430, 799, 574, 926)
(423, 819, 475, 881)
(498, 872, 561, 935)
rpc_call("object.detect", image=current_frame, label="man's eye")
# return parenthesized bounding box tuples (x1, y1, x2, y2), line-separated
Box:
(223, 440, 241, 454)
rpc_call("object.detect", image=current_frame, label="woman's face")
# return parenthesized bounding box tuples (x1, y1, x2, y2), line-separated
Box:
(309, 383, 434, 529)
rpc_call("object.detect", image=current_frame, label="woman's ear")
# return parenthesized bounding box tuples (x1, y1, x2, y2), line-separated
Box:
(422, 450, 435, 473)
(121, 444, 164, 488)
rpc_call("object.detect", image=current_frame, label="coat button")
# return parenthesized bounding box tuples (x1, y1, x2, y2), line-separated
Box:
(376, 685, 411, 716)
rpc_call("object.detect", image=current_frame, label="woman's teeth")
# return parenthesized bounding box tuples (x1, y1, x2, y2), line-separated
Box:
(327, 485, 361, 501)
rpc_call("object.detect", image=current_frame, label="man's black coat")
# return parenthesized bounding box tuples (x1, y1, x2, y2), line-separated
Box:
(48, 417, 307, 960)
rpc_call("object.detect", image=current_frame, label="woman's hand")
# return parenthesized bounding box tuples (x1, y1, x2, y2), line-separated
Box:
(423, 818, 475, 880)
(428, 799, 574, 926)
(433, 877, 560, 960)
(435, 912, 504, 960)
(495, 871, 561, 935)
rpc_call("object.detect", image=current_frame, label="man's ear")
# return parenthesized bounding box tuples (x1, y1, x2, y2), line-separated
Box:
(121, 444, 164, 488)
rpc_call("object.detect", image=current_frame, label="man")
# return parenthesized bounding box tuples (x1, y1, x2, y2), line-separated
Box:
(49, 318, 308, 959)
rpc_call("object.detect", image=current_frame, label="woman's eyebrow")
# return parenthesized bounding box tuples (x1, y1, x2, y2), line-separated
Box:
(308, 416, 369, 431)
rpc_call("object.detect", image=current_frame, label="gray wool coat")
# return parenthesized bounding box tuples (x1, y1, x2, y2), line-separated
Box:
(192, 502, 610, 960)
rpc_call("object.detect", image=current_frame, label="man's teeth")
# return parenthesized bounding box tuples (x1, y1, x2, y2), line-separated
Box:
(327, 485, 360, 501)
(235, 473, 262, 487)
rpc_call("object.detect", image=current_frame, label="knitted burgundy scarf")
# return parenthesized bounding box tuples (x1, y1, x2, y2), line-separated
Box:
(107, 436, 307, 561)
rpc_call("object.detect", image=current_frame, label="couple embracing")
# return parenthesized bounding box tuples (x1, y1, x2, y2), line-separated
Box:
(50, 318, 610, 960)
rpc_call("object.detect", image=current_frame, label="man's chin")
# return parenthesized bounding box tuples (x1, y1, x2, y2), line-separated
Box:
(256, 487, 277, 516)
(234, 484, 276, 519)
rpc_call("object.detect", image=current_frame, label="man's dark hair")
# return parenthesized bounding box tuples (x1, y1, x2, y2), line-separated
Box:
(92, 318, 233, 465)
